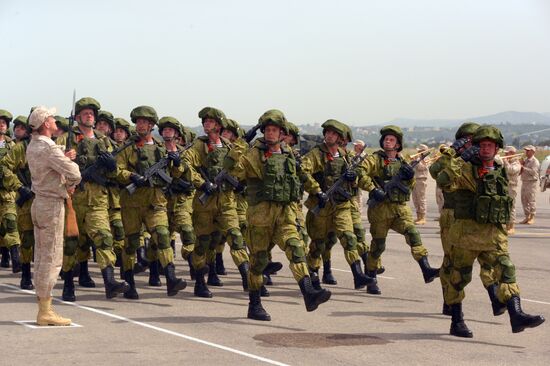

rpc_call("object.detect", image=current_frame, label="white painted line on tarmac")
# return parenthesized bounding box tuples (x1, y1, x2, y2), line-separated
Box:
(2, 284, 290, 366)
(523, 298, 550, 306)
(14, 320, 82, 329)
(331, 268, 395, 280)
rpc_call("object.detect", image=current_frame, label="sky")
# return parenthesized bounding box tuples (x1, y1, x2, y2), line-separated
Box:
(1, 0, 550, 126)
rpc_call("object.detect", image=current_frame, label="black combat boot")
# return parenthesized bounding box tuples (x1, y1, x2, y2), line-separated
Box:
(247, 290, 271, 321)
(418, 256, 439, 283)
(442, 302, 452, 316)
(299, 276, 332, 312)
(20, 263, 34, 290)
(148, 260, 162, 287)
(123, 270, 139, 300)
(9, 246, 21, 273)
(350, 261, 376, 289)
(78, 261, 96, 288)
(215, 252, 227, 275)
(449, 303, 473, 338)
(101, 266, 130, 299)
(0, 247, 10, 268)
(207, 262, 223, 287)
(62, 270, 76, 302)
(322, 260, 337, 285)
(72, 262, 80, 278)
(486, 284, 506, 316)
(194, 265, 212, 298)
(164, 263, 187, 296)
(361, 252, 385, 274)
(263, 261, 283, 276)
(365, 270, 381, 294)
(114, 253, 122, 268)
(260, 285, 270, 297)
(134, 247, 149, 274)
(187, 255, 196, 280)
(238, 262, 249, 291)
(507, 296, 545, 333)
(264, 274, 273, 286)
(308, 268, 322, 290)
(170, 239, 176, 256)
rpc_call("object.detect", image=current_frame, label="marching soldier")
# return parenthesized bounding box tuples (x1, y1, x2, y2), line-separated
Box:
(53, 115, 69, 141)
(183, 107, 250, 298)
(358, 125, 439, 294)
(0, 109, 21, 273)
(232, 109, 331, 321)
(519, 145, 539, 225)
(116, 106, 188, 299)
(436, 125, 544, 337)
(502, 146, 521, 234)
(301, 120, 376, 290)
(56, 97, 128, 301)
(412, 144, 430, 225)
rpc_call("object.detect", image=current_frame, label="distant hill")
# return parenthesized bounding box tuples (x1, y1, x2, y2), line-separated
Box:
(389, 111, 550, 128)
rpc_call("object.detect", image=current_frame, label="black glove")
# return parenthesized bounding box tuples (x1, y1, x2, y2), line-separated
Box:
(97, 151, 117, 172)
(451, 137, 469, 153)
(235, 182, 246, 194)
(200, 181, 217, 195)
(398, 163, 415, 180)
(316, 191, 329, 209)
(460, 146, 480, 163)
(81, 168, 94, 182)
(18, 186, 34, 202)
(130, 173, 148, 187)
(370, 188, 386, 202)
(167, 151, 181, 167)
(343, 169, 357, 182)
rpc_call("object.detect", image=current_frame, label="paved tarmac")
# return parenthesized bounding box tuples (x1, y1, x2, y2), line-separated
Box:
(1, 179, 549, 366)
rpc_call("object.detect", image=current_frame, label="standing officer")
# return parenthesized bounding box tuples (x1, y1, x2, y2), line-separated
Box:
(301, 120, 375, 290)
(116, 106, 187, 299)
(183, 107, 249, 298)
(0, 109, 21, 273)
(358, 125, 439, 295)
(502, 146, 521, 234)
(56, 97, 128, 301)
(437, 125, 544, 337)
(0, 115, 35, 289)
(27, 106, 81, 326)
(232, 109, 331, 321)
(412, 144, 430, 225)
(519, 145, 539, 225)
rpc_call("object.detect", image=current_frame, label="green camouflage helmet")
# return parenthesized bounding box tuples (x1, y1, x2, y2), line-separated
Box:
(130, 105, 159, 125)
(455, 122, 480, 140)
(379, 125, 404, 151)
(198, 107, 227, 128)
(343, 124, 353, 143)
(285, 121, 300, 139)
(182, 126, 197, 143)
(75, 97, 101, 116)
(258, 109, 288, 133)
(97, 110, 115, 131)
(54, 116, 70, 132)
(224, 118, 241, 136)
(114, 117, 131, 135)
(0, 109, 13, 125)
(472, 125, 504, 148)
(321, 119, 347, 139)
(158, 116, 184, 136)
(12, 115, 30, 130)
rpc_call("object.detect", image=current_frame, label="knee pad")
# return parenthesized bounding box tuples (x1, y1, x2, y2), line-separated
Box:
(95, 229, 114, 250)
(498, 255, 516, 284)
(310, 239, 325, 258)
(340, 231, 357, 251)
(353, 224, 366, 243)
(110, 220, 125, 241)
(21, 231, 35, 250)
(2, 213, 17, 233)
(451, 266, 473, 291)
(404, 226, 422, 246)
(227, 228, 244, 250)
(126, 233, 141, 255)
(154, 226, 171, 249)
(286, 238, 306, 263)
(180, 225, 196, 245)
(251, 250, 269, 274)
(195, 235, 210, 256)
(370, 238, 386, 258)
(64, 236, 79, 257)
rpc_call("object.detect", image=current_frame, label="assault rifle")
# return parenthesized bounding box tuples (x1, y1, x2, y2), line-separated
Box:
(125, 142, 193, 195)
(198, 168, 241, 205)
(244, 123, 261, 144)
(367, 150, 432, 208)
(311, 146, 368, 215)
(15, 171, 33, 207)
(79, 135, 139, 189)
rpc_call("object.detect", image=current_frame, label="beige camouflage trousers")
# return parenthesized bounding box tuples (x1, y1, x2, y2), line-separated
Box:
(412, 178, 428, 215)
(521, 181, 537, 216)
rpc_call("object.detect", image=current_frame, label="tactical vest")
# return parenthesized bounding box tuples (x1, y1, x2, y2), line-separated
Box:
(75, 133, 109, 171)
(442, 191, 456, 209)
(0, 138, 14, 159)
(200, 137, 233, 191)
(454, 164, 512, 224)
(246, 147, 301, 205)
(18, 139, 32, 188)
(135, 141, 168, 188)
(311, 146, 354, 203)
(375, 151, 411, 203)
